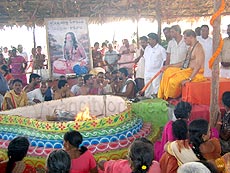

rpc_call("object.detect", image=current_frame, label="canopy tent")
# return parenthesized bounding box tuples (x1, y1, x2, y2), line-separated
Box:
(0, 0, 229, 27)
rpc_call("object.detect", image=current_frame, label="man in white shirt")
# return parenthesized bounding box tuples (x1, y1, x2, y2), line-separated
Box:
(197, 25, 213, 77)
(165, 25, 187, 65)
(27, 81, 48, 105)
(220, 24, 230, 78)
(144, 33, 166, 98)
(135, 36, 148, 92)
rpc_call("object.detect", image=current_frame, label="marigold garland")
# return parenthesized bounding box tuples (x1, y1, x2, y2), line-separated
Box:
(208, 0, 225, 69)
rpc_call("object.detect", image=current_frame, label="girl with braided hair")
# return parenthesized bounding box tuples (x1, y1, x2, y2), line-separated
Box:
(63, 130, 98, 173)
(0, 136, 36, 173)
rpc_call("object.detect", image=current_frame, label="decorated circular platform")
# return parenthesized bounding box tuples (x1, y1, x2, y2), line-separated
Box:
(0, 95, 168, 169)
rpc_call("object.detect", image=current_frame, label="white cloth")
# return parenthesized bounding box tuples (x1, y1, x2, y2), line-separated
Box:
(144, 44, 166, 97)
(27, 88, 45, 105)
(197, 36, 213, 77)
(121, 78, 136, 93)
(71, 85, 81, 95)
(167, 38, 188, 64)
(135, 48, 145, 79)
(220, 37, 230, 78)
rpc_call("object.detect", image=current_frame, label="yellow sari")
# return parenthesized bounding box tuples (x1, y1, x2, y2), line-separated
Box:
(157, 67, 206, 99)
(2, 90, 28, 110)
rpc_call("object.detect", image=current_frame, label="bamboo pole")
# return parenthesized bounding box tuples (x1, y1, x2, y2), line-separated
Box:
(156, 0, 162, 43)
(210, 0, 221, 127)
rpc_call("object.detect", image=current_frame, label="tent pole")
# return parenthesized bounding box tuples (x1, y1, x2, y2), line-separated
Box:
(210, 0, 221, 127)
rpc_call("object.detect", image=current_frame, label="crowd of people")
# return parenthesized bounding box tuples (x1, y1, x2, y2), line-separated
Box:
(0, 91, 230, 172)
(0, 24, 230, 109)
(0, 24, 230, 173)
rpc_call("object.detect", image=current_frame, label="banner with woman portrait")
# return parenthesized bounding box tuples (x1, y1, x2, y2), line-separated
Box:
(45, 18, 91, 78)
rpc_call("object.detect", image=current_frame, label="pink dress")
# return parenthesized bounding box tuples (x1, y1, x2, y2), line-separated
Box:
(102, 159, 161, 173)
(70, 150, 97, 173)
(154, 120, 219, 161)
(10, 56, 27, 85)
(118, 44, 135, 69)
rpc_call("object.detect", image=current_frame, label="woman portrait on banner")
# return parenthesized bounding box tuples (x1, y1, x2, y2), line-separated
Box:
(63, 32, 87, 62)
(53, 31, 88, 74)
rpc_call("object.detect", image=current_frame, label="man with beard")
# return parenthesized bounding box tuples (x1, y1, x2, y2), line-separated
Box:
(2, 79, 28, 110)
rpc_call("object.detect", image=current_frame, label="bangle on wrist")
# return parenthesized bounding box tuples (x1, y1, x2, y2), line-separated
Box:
(188, 77, 192, 82)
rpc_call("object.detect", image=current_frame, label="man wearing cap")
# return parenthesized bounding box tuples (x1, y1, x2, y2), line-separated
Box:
(143, 33, 166, 98)
(158, 29, 206, 100)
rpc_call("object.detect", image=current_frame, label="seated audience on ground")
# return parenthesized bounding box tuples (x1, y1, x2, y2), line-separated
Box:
(27, 81, 48, 105)
(218, 91, 230, 155)
(23, 73, 41, 93)
(71, 75, 84, 96)
(98, 137, 161, 173)
(160, 119, 225, 173)
(2, 79, 28, 110)
(154, 101, 192, 161)
(158, 29, 206, 100)
(46, 149, 71, 173)
(54, 79, 74, 100)
(0, 136, 36, 173)
(113, 68, 136, 99)
(0, 71, 9, 110)
(160, 118, 189, 173)
(63, 130, 98, 173)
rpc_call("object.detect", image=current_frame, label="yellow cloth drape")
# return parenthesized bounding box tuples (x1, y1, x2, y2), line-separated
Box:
(157, 67, 206, 100)
(2, 90, 28, 110)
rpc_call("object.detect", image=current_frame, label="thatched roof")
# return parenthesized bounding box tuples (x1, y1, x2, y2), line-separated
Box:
(0, 0, 229, 28)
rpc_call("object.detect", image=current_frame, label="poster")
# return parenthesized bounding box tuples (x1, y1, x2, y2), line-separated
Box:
(46, 18, 91, 78)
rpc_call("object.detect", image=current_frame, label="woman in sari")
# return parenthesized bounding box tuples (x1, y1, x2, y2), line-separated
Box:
(0, 136, 36, 173)
(160, 119, 225, 173)
(8, 48, 27, 86)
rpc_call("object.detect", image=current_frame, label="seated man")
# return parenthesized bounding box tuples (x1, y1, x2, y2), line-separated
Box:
(158, 29, 206, 100)
(2, 79, 28, 110)
(114, 68, 136, 99)
(54, 79, 74, 100)
(27, 81, 48, 105)
(23, 73, 41, 93)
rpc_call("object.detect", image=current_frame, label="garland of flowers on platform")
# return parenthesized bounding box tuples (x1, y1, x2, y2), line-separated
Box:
(208, 0, 225, 69)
